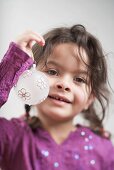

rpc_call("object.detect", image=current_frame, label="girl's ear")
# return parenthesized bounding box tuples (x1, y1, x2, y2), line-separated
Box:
(84, 94, 95, 110)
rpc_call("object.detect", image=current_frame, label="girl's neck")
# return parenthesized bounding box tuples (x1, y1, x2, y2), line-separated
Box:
(38, 114, 76, 144)
(46, 122, 76, 145)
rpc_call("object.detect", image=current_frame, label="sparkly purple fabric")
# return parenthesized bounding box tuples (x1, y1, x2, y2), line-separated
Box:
(0, 43, 114, 170)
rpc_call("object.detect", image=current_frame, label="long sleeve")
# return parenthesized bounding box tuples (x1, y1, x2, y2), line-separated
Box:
(0, 42, 34, 107)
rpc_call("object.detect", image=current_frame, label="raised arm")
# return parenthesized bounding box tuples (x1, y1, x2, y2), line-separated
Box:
(0, 31, 45, 107)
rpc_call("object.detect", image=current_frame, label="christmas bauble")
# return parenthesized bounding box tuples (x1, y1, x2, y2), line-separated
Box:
(15, 65, 49, 105)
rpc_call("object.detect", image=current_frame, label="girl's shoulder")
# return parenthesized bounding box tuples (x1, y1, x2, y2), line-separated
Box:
(0, 117, 31, 141)
(76, 124, 114, 156)
(76, 124, 113, 143)
(71, 124, 114, 168)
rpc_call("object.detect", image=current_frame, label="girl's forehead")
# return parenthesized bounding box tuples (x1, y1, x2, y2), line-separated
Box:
(47, 43, 89, 70)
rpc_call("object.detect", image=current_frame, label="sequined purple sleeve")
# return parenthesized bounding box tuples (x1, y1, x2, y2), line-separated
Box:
(0, 42, 34, 107)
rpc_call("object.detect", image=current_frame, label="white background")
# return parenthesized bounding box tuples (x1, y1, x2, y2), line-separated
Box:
(0, 0, 114, 142)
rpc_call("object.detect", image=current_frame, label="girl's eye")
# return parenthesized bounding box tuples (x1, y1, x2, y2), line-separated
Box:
(74, 77, 87, 84)
(47, 69, 58, 76)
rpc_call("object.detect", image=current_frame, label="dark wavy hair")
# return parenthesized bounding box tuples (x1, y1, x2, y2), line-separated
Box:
(25, 24, 110, 138)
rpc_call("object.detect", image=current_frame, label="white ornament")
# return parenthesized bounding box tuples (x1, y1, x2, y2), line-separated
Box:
(15, 64, 49, 105)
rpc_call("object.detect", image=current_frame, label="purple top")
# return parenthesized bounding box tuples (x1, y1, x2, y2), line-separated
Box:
(0, 43, 114, 170)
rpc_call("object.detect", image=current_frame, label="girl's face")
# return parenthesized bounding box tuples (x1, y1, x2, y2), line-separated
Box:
(36, 43, 94, 123)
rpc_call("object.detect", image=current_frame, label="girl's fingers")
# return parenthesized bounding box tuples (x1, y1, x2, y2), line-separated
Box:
(15, 30, 45, 58)
(15, 31, 45, 58)
(24, 31, 45, 46)
(24, 34, 44, 46)
(32, 32, 45, 46)
(29, 41, 36, 49)
(16, 30, 45, 48)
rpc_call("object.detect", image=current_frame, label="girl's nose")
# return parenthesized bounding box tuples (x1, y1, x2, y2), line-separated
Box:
(56, 80, 71, 92)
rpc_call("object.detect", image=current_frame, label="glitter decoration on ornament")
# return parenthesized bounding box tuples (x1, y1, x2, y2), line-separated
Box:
(37, 77, 48, 90)
(18, 88, 31, 101)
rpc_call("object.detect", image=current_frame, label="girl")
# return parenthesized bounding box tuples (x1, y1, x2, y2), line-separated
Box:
(0, 25, 114, 170)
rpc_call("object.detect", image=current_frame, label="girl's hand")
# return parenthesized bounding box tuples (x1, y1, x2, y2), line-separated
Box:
(15, 30, 45, 59)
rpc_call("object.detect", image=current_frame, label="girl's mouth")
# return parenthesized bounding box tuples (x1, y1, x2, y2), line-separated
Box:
(48, 95, 71, 104)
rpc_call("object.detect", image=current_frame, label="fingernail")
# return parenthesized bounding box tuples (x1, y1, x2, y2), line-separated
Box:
(41, 41, 45, 46)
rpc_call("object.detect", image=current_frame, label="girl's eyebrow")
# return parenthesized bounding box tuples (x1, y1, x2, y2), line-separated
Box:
(46, 60, 64, 70)
(46, 60, 88, 75)
(46, 61, 61, 67)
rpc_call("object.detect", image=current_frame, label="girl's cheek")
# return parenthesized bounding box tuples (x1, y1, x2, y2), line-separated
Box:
(74, 88, 88, 102)
(47, 77, 54, 88)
